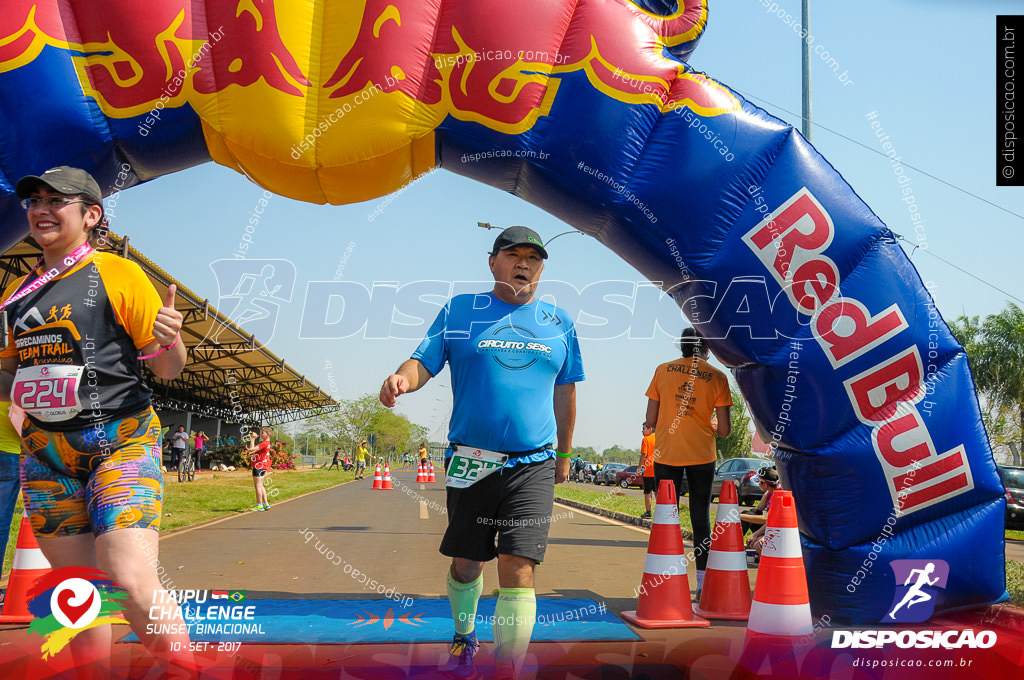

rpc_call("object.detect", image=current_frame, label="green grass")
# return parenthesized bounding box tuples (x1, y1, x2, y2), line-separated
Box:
(3, 468, 351, 578)
(1007, 559, 1024, 606)
(1006, 529, 1024, 542)
(555, 484, 694, 531)
(158, 468, 353, 531)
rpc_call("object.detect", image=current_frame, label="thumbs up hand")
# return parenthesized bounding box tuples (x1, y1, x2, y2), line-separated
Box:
(152, 283, 183, 347)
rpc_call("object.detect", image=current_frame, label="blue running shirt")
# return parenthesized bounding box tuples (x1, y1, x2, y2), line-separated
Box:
(412, 293, 584, 462)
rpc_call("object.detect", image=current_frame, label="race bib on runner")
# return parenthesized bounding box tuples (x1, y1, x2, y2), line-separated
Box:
(446, 446, 508, 489)
(12, 364, 84, 422)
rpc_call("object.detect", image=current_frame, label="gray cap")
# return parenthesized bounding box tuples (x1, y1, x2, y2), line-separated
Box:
(490, 225, 548, 259)
(16, 166, 103, 205)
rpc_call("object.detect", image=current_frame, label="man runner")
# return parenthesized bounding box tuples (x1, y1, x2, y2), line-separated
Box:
(380, 225, 583, 679)
(356, 439, 369, 479)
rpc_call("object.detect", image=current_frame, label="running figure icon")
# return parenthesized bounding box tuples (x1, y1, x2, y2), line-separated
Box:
(888, 562, 939, 620)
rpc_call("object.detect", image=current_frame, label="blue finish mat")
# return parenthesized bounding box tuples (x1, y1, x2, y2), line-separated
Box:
(127, 598, 639, 643)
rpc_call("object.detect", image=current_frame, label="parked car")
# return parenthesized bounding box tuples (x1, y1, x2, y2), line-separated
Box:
(570, 461, 591, 483)
(595, 463, 628, 485)
(998, 465, 1024, 528)
(614, 465, 644, 489)
(711, 457, 768, 505)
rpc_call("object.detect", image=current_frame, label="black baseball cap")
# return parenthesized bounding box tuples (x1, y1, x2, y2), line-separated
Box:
(15, 166, 103, 205)
(490, 225, 548, 259)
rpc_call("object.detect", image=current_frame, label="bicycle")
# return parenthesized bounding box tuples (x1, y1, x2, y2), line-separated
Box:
(178, 449, 196, 482)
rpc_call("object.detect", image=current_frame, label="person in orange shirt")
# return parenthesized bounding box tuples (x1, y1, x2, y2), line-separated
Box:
(638, 425, 656, 519)
(644, 328, 732, 598)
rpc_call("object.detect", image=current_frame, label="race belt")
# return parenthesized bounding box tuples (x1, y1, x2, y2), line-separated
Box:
(446, 446, 508, 489)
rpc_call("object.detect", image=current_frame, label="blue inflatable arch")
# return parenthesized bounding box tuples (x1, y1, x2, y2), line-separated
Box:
(0, 0, 1004, 623)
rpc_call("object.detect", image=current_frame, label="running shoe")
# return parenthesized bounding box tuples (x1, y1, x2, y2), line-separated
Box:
(261, 504, 271, 511)
(441, 631, 479, 678)
(250, 505, 265, 512)
(639, 511, 652, 520)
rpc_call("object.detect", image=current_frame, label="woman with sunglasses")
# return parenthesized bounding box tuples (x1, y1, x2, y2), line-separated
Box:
(744, 466, 782, 556)
(0, 167, 191, 674)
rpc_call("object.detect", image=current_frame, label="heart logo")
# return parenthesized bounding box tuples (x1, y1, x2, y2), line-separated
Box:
(49, 579, 101, 629)
(56, 587, 95, 626)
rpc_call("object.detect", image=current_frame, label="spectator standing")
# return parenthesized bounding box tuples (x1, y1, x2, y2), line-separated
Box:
(644, 328, 732, 599)
(328, 448, 341, 471)
(170, 425, 189, 471)
(246, 430, 272, 511)
(638, 425, 656, 519)
(356, 439, 369, 479)
(193, 430, 208, 471)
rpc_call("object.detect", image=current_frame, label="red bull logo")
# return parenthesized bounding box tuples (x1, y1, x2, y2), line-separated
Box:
(2, 1, 736, 128)
(325, 0, 736, 133)
(0, 0, 738, 204)
(0, 0, 306, 116)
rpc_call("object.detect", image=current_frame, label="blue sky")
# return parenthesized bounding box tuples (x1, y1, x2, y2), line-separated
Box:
(108, 1, 1023, 452)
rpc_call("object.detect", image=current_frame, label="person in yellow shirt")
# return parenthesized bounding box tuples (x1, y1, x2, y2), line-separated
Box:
(418, 442, 429, 464)
(638, 425, 656, 519)
(644, 328, 732, 597)
(356, 440, 369, 479)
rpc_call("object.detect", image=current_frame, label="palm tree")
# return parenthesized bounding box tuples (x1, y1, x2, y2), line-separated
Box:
(952, 303, 1024, 465)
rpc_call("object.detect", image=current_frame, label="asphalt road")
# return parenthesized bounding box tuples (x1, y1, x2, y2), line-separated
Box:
(2, 471, 1021, 679)
(157, 475, 1023, 599)
(155, 470, 722, 609)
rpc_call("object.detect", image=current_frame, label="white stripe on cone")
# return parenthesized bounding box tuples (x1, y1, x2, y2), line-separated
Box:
(643, 552, 689, 576)
(652, 504, 679, 525)
(706, 549, 747, 572)
(748, 601, 813, 636)
(760, 527, 802, 559)
(12, 547, 50, 571)
(716, 504, 741, 524)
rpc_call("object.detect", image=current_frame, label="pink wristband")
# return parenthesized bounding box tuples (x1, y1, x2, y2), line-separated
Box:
(138, 334, 179, 360)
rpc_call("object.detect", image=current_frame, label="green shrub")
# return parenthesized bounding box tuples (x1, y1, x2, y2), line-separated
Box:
(206, 445, 248, 469)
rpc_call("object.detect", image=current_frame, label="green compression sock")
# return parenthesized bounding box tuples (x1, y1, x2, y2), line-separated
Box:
(493, 587, 537, 677)
(447, 570, 483, 636)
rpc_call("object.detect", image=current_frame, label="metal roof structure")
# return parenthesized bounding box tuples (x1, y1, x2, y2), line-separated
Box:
(0, 232, 337, 425)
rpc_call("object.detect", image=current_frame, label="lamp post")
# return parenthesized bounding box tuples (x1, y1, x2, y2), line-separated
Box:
(801, 0, 812, 142)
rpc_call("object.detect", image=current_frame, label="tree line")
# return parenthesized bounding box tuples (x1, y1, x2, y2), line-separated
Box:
(951, 302, 1024, 466)
(299, 394, 431, 458)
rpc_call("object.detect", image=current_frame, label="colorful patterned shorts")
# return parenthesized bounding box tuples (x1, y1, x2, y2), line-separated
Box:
(20, 408, 163, 537)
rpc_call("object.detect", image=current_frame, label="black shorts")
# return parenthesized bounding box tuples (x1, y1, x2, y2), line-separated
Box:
(252, 468, 267, 478)
(643, 476, 657, 494)
(440, 456, 555, 563)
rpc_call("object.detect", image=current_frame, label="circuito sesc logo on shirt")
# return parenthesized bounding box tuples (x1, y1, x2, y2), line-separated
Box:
(476, 322, 553, 371)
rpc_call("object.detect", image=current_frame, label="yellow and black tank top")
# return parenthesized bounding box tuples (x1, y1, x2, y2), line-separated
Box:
(1, 252, 161, 432)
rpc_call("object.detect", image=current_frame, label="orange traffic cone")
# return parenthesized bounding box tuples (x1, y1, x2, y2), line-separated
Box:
(371, 464, 383, 490)
(621, 480, 709, 629)
(695, 480, 752, 620)
(381, 462, 393, 490)
(426, 461, 436, 483)
(0, 517, 52, 623)
(415, 461, 427, 483)
(747, 491, 811, 636)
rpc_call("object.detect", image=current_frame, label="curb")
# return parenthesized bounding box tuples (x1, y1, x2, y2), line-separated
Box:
(554, 497, 695, 541)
